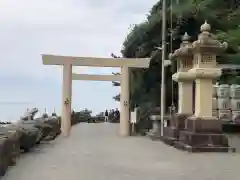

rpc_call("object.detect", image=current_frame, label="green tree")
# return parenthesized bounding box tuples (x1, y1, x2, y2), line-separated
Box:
(118, 0, 240, 110)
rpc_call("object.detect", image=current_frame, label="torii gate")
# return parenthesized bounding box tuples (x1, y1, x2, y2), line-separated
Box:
(42, 54, 151, 137)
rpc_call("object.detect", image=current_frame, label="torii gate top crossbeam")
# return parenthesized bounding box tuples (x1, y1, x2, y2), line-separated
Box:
(72, 73, 121, 81)
(42, 54, 150, 68)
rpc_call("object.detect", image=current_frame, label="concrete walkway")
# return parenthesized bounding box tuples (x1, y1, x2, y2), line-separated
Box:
(2, 123, 240, 180)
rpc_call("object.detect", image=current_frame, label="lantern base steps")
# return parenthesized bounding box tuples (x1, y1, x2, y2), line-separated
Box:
(173, 116, 236, 152)
(160, 113, 191, 145)
(174, 141, 236, 153)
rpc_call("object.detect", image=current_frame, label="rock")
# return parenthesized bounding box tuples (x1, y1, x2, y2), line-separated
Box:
(19, 112, 61, 143)
(0, 136, 8, 176)
(16, 123, 40, 152)
(41, 116, 61, 140)
(0, 109, 62, 177)
(0, 126, 22, 176)
(21, 120, 51, 144)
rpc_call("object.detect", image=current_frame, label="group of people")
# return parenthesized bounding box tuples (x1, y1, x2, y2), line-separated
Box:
(104, 109, 120, 122)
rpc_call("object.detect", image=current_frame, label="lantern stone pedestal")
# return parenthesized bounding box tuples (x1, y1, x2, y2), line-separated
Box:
(175, 78, 235, 151)
(173, 21, 235, 152)
(148, 115, 171, 141)
(162, 76, 194, 145)
(174, 116, 235, 152)
(148, 115, 161, 140)
(162, 113, 191, 145)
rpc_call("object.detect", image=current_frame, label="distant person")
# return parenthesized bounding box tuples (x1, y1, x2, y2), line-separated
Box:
(104, 110, 109, 122)
(111, 109, 115, 121)
(108, 109, 113, 122)
(114, 108, 120, 120)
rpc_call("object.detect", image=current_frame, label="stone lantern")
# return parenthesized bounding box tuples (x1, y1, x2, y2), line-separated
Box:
(175, 21, 235, 152)
(171, 32, 194, 115)
(162, 32, 194, 143)
(189, 21, 227, 118)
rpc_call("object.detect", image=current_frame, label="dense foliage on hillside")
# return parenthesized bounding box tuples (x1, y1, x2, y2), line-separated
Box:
(115, 0, 240, 111)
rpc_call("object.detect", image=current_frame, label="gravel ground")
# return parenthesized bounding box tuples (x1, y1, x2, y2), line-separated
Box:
(2, 123, 240, 180)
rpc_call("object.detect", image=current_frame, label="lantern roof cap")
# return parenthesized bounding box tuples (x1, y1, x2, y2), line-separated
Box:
(192, 20, 228, 54)
(169, 32, 193, 60)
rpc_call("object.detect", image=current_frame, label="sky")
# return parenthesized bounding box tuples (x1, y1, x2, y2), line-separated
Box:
(0, 0, 158, 121)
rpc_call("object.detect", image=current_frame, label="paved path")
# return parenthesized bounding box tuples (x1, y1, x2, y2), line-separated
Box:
(2, 123, 240, 180)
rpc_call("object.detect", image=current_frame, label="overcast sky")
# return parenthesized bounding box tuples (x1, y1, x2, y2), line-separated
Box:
(0, 0, 158, 121)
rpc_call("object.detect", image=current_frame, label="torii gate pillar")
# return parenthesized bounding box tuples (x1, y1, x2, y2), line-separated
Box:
(120, 66, 130, 136)
(62, 63, 72, 137)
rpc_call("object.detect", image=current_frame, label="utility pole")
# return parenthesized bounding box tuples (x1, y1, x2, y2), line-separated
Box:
(160, 0, 166, 136)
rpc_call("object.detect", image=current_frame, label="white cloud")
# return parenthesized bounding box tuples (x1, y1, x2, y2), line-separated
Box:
(0, 0, 82, 24)
(0, 0, 158, 120)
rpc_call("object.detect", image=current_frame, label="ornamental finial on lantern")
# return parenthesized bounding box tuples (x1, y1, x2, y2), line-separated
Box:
(200, 20, 211, 32)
